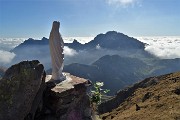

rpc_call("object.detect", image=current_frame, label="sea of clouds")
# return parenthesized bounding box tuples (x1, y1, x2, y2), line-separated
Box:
(0, 37, 93, 66)
(0, 36, 180, 66)
(0, 38, 24, 65)
(136, 36, 180, 59)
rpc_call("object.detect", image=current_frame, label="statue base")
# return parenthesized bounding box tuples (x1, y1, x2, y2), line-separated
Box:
(45, 72, 91, 93)
(46, 73, 66, 84)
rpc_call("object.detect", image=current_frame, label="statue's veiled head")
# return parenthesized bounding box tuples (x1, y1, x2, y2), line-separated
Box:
(52, 21, 60, 31)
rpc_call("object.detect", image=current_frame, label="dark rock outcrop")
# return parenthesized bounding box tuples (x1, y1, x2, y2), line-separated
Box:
(0, 61, 91, 120)
(172, 88, 180, 95)
(135, 104, 140, 111)
(0, 60, 46, 120)
(142, 92, 153, 102)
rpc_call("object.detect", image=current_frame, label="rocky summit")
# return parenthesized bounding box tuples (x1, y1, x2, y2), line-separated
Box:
(0, 60, 92, 120)
(0, 60, 46, 120)
(99, 72, 180, 120)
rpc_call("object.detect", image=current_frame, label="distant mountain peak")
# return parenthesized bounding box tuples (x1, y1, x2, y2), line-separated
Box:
(72, 39, 81, 44)
(106, 31, 119, 35)
(86, 31, 145, 50)
(27, 38, 34, 40)
(42, 37, 48, 40)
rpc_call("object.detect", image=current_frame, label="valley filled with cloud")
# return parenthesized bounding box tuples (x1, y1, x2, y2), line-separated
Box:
(0, 36, 180, 67)
(137, 36, 180, 59)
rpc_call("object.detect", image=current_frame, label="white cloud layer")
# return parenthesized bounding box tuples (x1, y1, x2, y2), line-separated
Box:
(0, 38, 26, 51)
(63, 37, 93, 44)
(0, 36, 179, 67)
(0, 50, 16, 64)
(136, 36, 180, 59)
(64, 46, 77, 56)
(0, 37, 93, 51)
(106, 0, 139, 6)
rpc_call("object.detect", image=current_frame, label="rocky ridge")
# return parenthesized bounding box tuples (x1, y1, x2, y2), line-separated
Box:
(99, 72, 180, 120)
(11, 31, 145, 53)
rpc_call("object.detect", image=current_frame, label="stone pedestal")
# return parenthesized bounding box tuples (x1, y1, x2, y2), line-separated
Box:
(43, 73, 92, 120)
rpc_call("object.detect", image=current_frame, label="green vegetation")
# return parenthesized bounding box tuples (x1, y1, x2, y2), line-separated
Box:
(90, 82, 110, 119)
(90, 82, 110, 105)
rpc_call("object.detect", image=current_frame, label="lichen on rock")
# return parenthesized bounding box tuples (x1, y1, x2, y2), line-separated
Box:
(0, 60, 46, 120)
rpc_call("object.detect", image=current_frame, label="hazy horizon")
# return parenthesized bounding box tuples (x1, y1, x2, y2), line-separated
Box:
(0, 35, 180, 67)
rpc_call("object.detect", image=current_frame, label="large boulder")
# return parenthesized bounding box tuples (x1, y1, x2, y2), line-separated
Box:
(38, 74, 92, 120)
(0, 60, 46, 120)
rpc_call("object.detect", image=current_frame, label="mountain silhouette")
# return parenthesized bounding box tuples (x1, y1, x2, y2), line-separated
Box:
(9, 31, 180, 95)
(11, 31, 145, 52)
(83, 31, 145, 50)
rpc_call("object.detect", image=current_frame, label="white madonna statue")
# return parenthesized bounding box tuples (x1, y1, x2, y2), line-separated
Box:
(49, 21, 65, 81)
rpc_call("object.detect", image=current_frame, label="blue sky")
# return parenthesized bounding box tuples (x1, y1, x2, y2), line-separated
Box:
(0, 0, 180, 38)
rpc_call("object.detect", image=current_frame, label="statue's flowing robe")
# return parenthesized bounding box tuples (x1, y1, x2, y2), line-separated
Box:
(49, 21, 64, 80)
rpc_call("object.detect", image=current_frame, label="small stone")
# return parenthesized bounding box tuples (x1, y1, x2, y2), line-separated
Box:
(136, 104, 140, 111)
(142, 92, 153, 102)
(172, 88, 180, 95)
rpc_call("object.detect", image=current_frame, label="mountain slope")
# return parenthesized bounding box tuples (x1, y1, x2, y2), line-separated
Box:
(152, 58, 180, 75)
(64, 55, 152, 95)
(0, 66, 6, 79)
(63, 54, 180, 95)
(99, 72, 180, 120)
